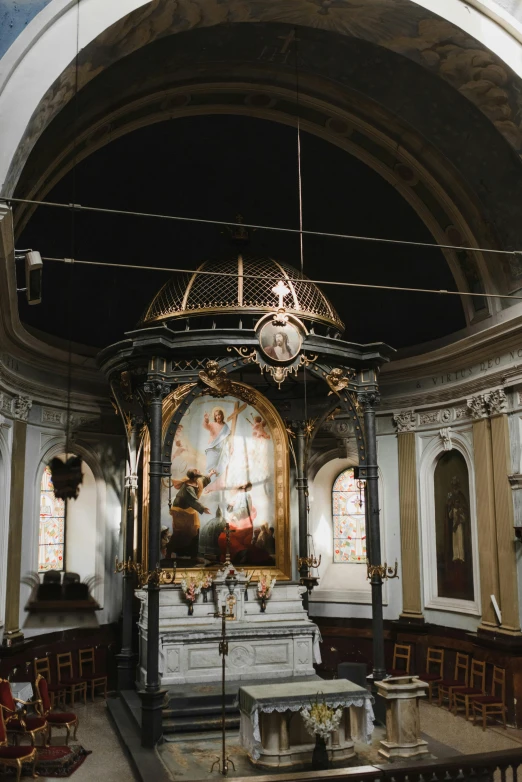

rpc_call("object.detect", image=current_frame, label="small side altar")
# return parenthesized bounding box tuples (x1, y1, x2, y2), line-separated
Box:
(136, 567, 321, 687)
(238, 678, 374, 768)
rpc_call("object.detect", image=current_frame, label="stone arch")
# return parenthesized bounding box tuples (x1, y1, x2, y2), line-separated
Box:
(3, 1, 522, 314)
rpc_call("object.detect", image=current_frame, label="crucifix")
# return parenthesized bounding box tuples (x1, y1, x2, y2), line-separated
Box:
(272, 280, 290, 309)
(226, 400, 247, 456)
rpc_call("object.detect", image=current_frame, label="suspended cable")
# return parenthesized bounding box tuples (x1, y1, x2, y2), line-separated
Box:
(5, 196, 521, 257)
(41, 255, 522, 301)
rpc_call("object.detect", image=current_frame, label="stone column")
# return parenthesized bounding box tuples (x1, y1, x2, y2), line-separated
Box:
(468, 390, 519, 634)
(469, 402, 500, 631)
(139, 381, 169, 747)
(394, 415, 423, 622)
(489, 394, 520, 633)
(3, 396, 31, 645)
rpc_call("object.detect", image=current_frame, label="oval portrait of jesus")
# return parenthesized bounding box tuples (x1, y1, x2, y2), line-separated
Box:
(259, 322, 301, 363)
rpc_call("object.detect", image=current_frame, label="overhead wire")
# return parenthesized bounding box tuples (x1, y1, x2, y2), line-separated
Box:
(4, 195, 522, 257)
(40, 255, 522, 302)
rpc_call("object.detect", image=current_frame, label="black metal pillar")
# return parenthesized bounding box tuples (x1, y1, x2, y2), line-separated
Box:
(295, 421, 309, 612)
(360, 392, 386, 682)
(116, 418, 141, 691)
(140, 381, 168, 748)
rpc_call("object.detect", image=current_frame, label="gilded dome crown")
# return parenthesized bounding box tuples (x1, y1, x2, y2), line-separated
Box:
(141, 254, 344, 332)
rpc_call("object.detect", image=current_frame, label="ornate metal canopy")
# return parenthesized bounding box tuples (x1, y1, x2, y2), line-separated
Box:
(140, 254, 345, 332)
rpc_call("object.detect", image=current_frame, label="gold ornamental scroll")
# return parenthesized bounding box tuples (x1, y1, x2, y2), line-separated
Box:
(141, 380, 291, 582)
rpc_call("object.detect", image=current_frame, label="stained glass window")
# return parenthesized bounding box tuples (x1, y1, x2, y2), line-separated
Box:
(332, 468, 366, 563)
(38, 466, 66, 572)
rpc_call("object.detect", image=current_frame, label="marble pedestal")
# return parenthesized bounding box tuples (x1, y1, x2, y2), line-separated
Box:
(136, 579, 321, 687)
(375, 676, 429, 760)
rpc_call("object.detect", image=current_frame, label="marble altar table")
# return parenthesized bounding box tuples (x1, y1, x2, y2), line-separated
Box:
(239, 678, 374, 769)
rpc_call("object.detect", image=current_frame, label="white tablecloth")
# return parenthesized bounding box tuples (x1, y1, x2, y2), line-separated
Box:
(10, 682, 34, 710)
(238, 678, 374, 760)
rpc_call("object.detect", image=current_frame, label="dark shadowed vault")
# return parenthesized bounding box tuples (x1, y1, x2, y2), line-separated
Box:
(16, 114, 463, 351)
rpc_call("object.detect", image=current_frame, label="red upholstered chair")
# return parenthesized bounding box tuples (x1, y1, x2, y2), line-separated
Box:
(389, 644, 412, 677)
(56, 652, 87, 705)
(438, 652, 469, 709)
(0, 705, 37, 782)
(79, 647, 107, 701)
(34, 656, 66, 709)
(34, 674, 79, 745)
(0, 679, 48, 746)
(452, 659, 487, 719)
(472, 666, 507, 731)
(418, 648, 444, 704)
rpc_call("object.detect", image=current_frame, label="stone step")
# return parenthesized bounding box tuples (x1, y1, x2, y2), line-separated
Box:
(163, 714, 240, 734)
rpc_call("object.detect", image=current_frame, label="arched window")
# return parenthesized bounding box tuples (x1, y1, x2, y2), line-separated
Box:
(332, 468, 366, 562)
(38, 466, 66, 572)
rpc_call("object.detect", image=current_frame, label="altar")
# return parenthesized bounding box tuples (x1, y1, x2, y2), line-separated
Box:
(136, 566, 321, 687)
(238, 678, 374, 768)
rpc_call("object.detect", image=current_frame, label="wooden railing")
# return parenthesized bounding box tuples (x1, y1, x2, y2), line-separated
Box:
(216, 748, 522, 782)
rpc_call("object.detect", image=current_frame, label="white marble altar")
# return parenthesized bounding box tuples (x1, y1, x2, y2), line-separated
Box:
(136, 567, 321, 687)
(238, 679, 374, 768)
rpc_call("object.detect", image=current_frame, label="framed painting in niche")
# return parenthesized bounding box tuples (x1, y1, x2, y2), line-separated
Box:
(434, 449, 474, 602)
(142, 383, 291, 580)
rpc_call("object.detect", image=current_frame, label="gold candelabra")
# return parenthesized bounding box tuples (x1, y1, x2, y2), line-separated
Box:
(297, 554, 321, 594)
(114, 557, 176, 587)
(211, 580, 237, 776)
(366, 560, 399, 580)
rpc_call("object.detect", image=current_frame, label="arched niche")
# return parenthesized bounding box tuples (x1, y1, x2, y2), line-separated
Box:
(419, 430, 481, 618)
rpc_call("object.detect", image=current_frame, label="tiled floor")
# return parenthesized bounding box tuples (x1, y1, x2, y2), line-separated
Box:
(0, 700, 137, 782)
(1, 697, 521, 782)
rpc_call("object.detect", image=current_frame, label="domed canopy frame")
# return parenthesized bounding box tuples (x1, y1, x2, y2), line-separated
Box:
(140, 254, 345, 332)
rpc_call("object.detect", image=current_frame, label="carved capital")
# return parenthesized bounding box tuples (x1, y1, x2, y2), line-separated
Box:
(467, 394, 488, 419)
(484, 389, 507, 415)
(12, 395, 32, 421)
(143, 380, 171, 403)
(358, 391, 380, 412)
(439, 427, 452, 451)
(393, 410, 416, 432)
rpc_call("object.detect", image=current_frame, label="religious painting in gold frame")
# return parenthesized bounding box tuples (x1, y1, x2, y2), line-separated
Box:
(141, 381, 291, 581)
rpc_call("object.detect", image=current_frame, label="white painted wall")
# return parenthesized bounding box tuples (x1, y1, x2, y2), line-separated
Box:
(65, 459, 96, 580)
(308, 430, 402, 620)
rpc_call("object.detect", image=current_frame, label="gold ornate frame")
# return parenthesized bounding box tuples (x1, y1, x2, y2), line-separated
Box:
(141, 381, 291, 581)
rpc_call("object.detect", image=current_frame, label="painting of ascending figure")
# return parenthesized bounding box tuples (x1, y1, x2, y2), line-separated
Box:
(161, 394, 276, 567)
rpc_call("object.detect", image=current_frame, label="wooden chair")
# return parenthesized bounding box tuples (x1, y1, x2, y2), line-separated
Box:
(438, 652, 469, 709)
(34, 675, 79, 745)
(389, 643, 412, 677)
(0, 705, 37, 782)
(0, 679, 48, 747)
(78, 648, 107, 701)
(472, 666, 507, 731)
(452, 659, 487, 719)
(418, 648, 444, 703)
(56, 652, 87, 705)
(34, 656, 66, 709)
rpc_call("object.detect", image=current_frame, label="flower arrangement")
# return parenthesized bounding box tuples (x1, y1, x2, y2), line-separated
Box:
(256, 572, 276, 611)
(301, 697, 343, 741)
(200, 572, 213, 602)
(180, 572, 203, 614)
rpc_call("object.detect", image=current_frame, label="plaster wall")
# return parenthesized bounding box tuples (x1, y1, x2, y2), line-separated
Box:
(308, 432, 401, 620)
(6, 400, 126, 636)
